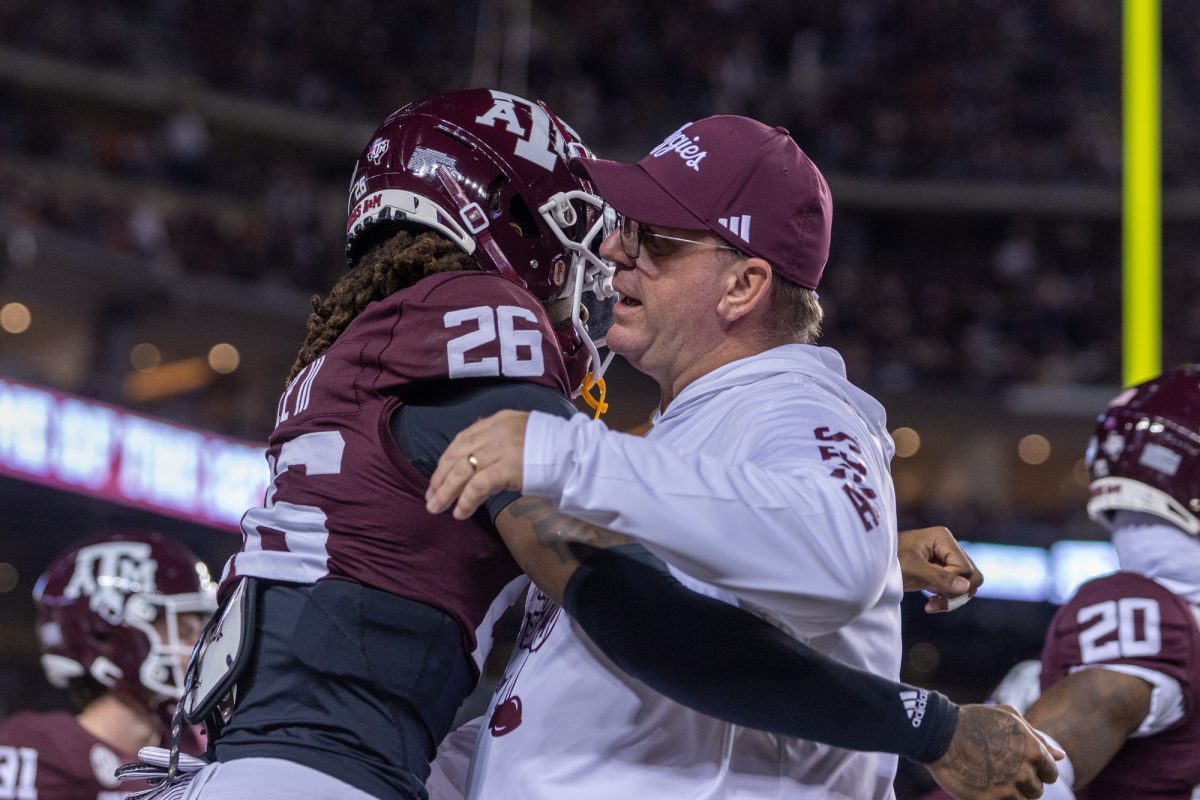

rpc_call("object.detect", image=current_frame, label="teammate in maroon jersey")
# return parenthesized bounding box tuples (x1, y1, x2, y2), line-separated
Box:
(1022, 366, 1200, 799)
(0, 530, 215, 800)
(157, 88, 621, 800)
(938, 367, 1200, 800)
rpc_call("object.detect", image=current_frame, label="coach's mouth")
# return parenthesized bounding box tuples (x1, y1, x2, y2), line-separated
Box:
(614, 293, 642, 315)
(613, 279, 641, 306)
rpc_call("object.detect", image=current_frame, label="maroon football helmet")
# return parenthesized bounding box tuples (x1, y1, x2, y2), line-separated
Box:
(345, 88, 616, 389)
(1086, 365, 1200, 535)
(33, 530, 217, 721)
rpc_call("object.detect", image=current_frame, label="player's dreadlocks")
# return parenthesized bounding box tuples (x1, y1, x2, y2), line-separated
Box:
(287, 229, 475, 384)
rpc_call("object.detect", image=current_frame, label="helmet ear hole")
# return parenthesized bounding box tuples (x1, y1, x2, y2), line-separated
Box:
(507, 194, 540, 238)
(486, 174, 508, 212)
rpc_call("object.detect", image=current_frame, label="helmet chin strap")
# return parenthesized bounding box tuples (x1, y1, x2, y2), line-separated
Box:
(433, 168, 522, 284)
(580, 371, 609, 419)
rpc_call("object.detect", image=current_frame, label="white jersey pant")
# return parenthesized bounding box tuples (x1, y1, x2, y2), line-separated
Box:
(183, 757, 382, 800)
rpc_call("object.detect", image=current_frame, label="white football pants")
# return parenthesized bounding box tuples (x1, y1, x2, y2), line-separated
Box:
(183, 757, 382, 800)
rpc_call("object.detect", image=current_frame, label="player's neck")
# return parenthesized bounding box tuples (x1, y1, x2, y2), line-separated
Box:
(78, 693, 161, 755)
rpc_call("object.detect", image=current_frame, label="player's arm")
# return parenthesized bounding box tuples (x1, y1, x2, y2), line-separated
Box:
(495, 500, 963, 761)
(1023, 668, 1150, 790)
(502, 499, 980, 609)
(504, 523, 1059, 794)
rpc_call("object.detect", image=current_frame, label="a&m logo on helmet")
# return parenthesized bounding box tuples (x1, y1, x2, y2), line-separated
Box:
(367, 137, 390, 165)
(473, 89, 591, 171)
(63, 541, 158, 625)
(1101, 431, 1126, 461)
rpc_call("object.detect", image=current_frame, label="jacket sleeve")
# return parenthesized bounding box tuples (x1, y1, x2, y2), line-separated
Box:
(522, 401, 896, 634)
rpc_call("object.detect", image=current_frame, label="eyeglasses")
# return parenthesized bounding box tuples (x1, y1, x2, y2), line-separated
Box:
(616, 212, 742, 261)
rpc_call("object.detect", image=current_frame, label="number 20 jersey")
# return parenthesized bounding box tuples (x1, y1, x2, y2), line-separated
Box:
(1040, 571, 1200, 799)
(223, 270, 571, 672)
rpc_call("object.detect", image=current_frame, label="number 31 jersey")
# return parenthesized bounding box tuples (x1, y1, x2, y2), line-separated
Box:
(1040, 571, 1200, 799)
(224, 270, 572, 672)
(0, 711, 148, 800)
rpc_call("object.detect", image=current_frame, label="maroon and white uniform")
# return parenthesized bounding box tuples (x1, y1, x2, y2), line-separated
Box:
(0, 711, 143, 800)
(1040, 570, 1200, 799)
(224, 270, 571, 670)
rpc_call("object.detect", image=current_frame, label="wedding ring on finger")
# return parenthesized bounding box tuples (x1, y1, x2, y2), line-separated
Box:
(467, 454, 480, 472)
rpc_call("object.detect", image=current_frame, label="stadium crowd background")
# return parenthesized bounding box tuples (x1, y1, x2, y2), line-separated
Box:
(0, 2, 1196, 795)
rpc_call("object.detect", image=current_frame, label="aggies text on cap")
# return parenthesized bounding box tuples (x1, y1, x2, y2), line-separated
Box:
(570, 116, 832, 289)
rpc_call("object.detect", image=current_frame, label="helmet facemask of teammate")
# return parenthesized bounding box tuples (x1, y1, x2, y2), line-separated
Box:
(1086, 365, 1200, 535)
(344, 88, 617, 393)
(33, 531, 217, 726)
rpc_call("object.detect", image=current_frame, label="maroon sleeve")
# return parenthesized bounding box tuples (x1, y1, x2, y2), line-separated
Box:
(1040, 571, 1195, 696)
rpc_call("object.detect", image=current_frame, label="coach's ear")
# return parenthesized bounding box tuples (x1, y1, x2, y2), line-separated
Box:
(717, 257, 772, 325)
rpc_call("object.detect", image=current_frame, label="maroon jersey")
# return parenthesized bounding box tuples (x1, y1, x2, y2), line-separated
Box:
(225, 271, 571, 671)
(0, 711, 142, 800)
(1041, 571, 1200, 799)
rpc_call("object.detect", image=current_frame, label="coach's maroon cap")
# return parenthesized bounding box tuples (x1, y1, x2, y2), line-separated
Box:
(569, 115, 832, 289)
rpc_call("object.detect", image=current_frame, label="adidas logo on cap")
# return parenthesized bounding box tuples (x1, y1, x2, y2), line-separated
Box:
(718, 214, 752, 243)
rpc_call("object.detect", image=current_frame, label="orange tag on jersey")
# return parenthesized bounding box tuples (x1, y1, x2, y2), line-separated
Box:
(581, 373, 609, 420)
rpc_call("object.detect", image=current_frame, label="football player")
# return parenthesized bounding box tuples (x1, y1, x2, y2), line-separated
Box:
(1023, 366, 1200, 798)
(0, 530, 216, 800)
(931, 367, 1200, 800)
(170, 88, 623, 800)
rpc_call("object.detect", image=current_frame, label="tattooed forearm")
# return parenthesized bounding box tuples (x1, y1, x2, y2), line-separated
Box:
(495, 497, 638, 603)
(504, 497, 634, 566)
(928, 703, 1060, 798)
(937, 706, 1028, 790)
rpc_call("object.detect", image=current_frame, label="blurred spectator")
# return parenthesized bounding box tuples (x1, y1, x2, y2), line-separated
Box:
(162, 109, 211, 186)
(1, 0, 1198, 391)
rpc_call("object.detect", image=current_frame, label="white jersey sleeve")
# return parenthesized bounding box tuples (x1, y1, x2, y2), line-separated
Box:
(522, 397, 895, 635)
(1077, 664, 1186, 737)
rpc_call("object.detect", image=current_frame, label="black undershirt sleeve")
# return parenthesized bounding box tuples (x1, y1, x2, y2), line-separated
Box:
(392, 384, 958, 763)
(390, 380, 578, 521)
(564, 544, 959, 764)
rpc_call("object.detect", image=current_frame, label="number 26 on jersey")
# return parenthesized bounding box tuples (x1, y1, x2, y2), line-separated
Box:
(445, 305, 545, 379)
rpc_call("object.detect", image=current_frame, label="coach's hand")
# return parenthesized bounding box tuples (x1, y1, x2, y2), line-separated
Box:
(426, 410, 530, 520)
(897, 526, 983, 613)
(928, 704, 1062, 799)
